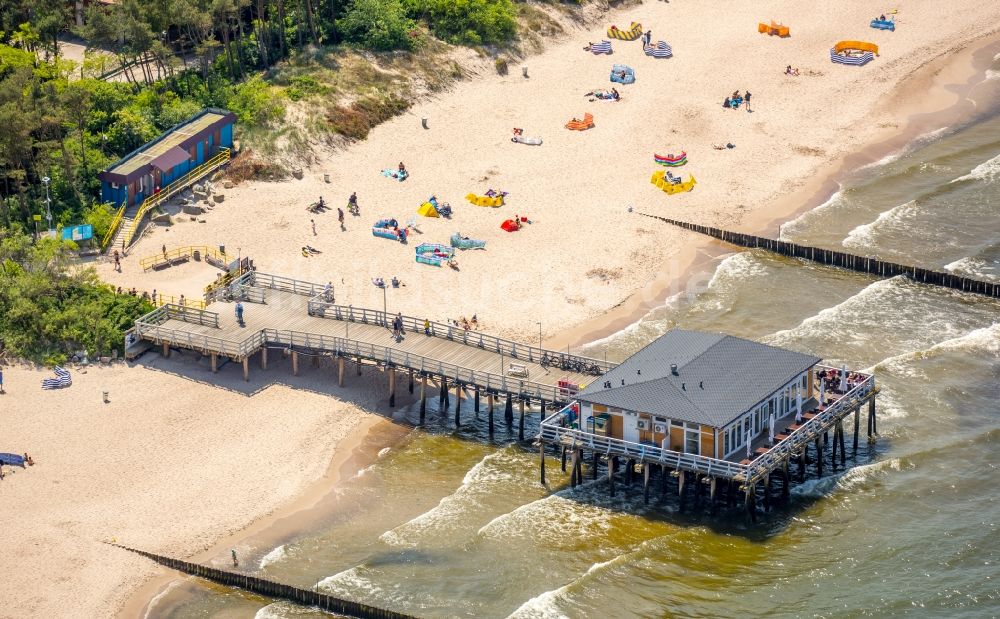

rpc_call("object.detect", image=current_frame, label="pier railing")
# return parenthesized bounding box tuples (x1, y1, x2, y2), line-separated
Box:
(204, 270, 255, 303)
(744, 369, 875, 484)
(139, 304, 220, 329)
(306, 300, 613, 376)
(251, 272, 326, 297)
(539, 406, 749, 480)
(131, 321, 579, 402)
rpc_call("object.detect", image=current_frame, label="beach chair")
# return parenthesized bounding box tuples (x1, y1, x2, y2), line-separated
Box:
(565, 113, 595, 131)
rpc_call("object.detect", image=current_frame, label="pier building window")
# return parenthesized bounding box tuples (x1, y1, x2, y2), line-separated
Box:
(684, 423, 700, 455)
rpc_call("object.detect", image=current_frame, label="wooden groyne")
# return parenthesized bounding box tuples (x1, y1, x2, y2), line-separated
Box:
(640, 214, 1000, 298)
(110, 544, 415, 618)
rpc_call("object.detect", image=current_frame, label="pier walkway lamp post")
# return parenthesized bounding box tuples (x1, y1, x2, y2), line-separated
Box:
(42, 176, 53, 236)
(382, 286, 387, 325)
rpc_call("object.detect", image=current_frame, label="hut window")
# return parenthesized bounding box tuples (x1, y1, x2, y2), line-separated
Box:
(802, 374, 808, 390)
(724, 432, 730, 454)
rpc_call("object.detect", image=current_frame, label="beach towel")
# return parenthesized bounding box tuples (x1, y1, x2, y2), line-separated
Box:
(0, 453, 26, 467)
(41, 366, 71, 390)
(381, 169, 408, 181)
(512, 136, 543, 145)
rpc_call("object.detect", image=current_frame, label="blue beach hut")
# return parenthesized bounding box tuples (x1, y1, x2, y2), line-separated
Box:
(98, 108, 236, 208)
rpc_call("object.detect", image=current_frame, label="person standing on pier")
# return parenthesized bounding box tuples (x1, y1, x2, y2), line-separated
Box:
(235, 301, 245, 326)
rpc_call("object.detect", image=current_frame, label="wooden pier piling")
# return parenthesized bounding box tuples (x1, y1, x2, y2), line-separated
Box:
(504, 394, 513, 424)
(388, 367, 396, 407)
(419, 374, 426, 424)
(488, 393, 495, 436)
(518, 399, 526, 441)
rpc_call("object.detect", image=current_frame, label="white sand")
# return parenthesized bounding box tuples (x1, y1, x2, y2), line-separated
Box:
(6, 1, 1000, 617)
(101, 0, 1000, 344)
(0, 356, 388, 618)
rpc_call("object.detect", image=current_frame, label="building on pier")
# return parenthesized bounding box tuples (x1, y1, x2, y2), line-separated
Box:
(574, 330, 820, 460)
(539, 329, 877, 514)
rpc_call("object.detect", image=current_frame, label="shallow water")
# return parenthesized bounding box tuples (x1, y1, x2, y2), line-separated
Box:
(152, 104, 1000, 619)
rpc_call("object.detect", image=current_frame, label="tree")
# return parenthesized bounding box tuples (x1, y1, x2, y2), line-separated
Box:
(338, 0, 415, 51)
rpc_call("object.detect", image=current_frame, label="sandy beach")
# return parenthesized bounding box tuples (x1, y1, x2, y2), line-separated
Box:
(4, 1, 1000, 617)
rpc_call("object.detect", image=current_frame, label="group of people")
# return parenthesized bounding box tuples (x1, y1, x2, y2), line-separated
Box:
(391, 312, 405, 339)
(455, 315, 479, 331)
(723, 89, 752, 111)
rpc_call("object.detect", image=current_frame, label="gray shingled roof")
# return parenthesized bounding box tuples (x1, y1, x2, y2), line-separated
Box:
(578, 329, 821, 428)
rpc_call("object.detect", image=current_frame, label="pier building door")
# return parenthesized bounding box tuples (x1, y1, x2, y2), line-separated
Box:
(684, 423, 700, 455)
(623, 411, 640, 443)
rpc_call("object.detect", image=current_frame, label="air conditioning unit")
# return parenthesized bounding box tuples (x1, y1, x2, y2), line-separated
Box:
(653, 423, 667, 434)
(636, 419, 649, 431)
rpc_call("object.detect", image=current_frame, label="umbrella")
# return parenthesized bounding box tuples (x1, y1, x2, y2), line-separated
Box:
(745, 425, 752, 458)
(795, 392, 803, 423)
(840, 365, 848, 392)
(768, 411, 776, 445)
(820, 379, 826, 406)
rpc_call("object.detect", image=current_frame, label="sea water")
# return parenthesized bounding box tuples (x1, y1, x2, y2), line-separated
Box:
(151, 104, 1000, 619)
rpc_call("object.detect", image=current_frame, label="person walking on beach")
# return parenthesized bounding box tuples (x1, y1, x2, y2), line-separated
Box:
(744, 90, 752, 112)
(0, 366, 5, 394)
(231, 549, 238, 567)
(235, 301, 245, 326)
(338, 207, 345, 230)
(311, 219, 317, 235)
(112, 249, 121, 272)
(162, 244, 167, 258)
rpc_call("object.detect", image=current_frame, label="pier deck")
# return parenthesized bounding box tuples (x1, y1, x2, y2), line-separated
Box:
(134, 272, 609, 405)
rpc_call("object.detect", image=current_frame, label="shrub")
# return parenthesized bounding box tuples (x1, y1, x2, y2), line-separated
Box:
(494, 57, 508, 74)
(285, 75, 329, 101)
(339, 0, 418, 51)
(327, 94, 410, 140)
(408, 0, 518, 46)
(224, 75, 285, 125)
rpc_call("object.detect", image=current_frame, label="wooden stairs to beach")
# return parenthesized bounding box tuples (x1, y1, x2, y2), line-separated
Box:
(104, 205, 140, 255)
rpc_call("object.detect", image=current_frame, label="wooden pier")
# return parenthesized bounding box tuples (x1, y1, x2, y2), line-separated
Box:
(133, 271, 612, 429)
(538, 368, 877, 519)
(640, 213, 1000, 298)
(109, 544, 414, 618)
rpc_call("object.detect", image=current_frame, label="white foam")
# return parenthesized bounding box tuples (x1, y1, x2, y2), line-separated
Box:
(791, 458, 903, 498)
(379, 448, 527, 547)
(377, 447, 392, 458)
(258, 544, 287, 570)
(507, 585, 573, 619)
(842, 200, 914, 249)
(857, 127, 950, 172)
(317, 566, 385, 598)
(951, 153, 1000, 183)
(873, 323, 1000, 374)
(780, 187, 843, 238)
(944, 256, 996, 279)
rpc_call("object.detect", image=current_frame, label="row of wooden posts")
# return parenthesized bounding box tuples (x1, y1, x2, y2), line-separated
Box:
(642, 214, 1000, 298)
(158, 343, 553, 439)
(110, 544, 414, 619)
(540, 397, 877, 521)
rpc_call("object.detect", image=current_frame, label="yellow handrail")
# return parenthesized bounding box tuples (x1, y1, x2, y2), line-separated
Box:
(140, 245, 229, 271)
(100, 201, 127, 251)
(121, 147, 232, 251)
(152, 293, 206, 310)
